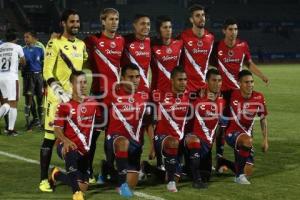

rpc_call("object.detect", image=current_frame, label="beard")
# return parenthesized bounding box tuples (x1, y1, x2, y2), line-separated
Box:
(67, 27, 79, 36)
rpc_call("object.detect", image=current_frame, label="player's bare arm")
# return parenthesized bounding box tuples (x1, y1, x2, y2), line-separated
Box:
(260, 117, 269, 152)
(247, 60, 269, 85)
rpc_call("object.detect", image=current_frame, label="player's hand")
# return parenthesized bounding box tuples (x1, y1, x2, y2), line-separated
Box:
(261, 139, 269, 152)
(50, 82, 71, 103)
(262, 75, 269, 86)
(62, 139, 77, 156)
(148, 146, 156, 160)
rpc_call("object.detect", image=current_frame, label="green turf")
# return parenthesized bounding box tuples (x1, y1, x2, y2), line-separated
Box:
(1, 64, 300, 200)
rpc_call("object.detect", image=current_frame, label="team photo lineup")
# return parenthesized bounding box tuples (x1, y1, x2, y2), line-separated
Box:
(0, 3, 274, 200)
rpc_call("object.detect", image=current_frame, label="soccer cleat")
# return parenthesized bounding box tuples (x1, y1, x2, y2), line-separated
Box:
(39, 179, 53, 192)
(97, 174, 105, 185)
(167, 181, 178, 192)
(192, 179, 208, 189)
(117, 183, 133, 198)
(234, 174, 251, 185)
(73, 191, 85, 200)
(89, 177, 97, 184)
(50, 167, 60, 186)
(7, 130, 19, 136)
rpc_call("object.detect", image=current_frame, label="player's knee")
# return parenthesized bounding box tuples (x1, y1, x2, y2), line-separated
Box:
(163, 137, 179, 156)
(237, 134, 252, 147)
(237, 145, 252, 158)
(185, 135, 201, 150)
(114, 136, 129, 152)
(41, 138, 55, 149)
(78, 182, 88, 192)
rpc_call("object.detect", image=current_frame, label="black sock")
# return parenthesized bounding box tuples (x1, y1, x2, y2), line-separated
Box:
(164, 154, 177, 182)
(216, 127, 225, 157)
(115, 152, 128, 186)
(88, 130, 100, 177)
(64, 150, 81, 193)
(37, 95, 44, 122)
(24, 105, 31, 125)
(4, 114, 8, 129)
(31, 99, 38, 120)
(189, 148, 201, 181)
(40, 138, 55, 180)
(55, 171, 71, 186)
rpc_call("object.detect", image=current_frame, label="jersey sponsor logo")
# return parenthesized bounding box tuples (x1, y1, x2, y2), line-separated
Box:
(223, 58, 240, 63)
(105, 49, 122, 56)
(162, 55, 178, 62)
(192, 48, 208, 54)
(135, 51, 150, 57)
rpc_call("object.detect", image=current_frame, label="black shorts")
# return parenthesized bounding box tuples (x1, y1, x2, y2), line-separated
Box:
(105, 134, 143, 172)
(22, 72, 43, 96)
(57, 143, 90, 183)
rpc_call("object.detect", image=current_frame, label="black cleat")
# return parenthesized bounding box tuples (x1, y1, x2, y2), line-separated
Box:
(192, 179, 208, 189)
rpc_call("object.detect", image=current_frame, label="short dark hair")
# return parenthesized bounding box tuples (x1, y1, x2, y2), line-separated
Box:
(188, 4, 205, 17)
(223, 18, 238, 29)
(24, 29, 37, 38)
(5, 29, 17, 41)
(155, 15, 172, 33)
(171, 66, 186, 79)
(133, 13, 150, 23)
(206, 68, 220, 80)
(60, 9, 79, 23)
(70, 70, 86, 83)
(121, 63, 140, 77)
(238, 70, 252, 81)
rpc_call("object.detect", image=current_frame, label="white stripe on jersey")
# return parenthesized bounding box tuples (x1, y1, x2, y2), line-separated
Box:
(184, 47, 206, 81)
(218, 59, 240, 89)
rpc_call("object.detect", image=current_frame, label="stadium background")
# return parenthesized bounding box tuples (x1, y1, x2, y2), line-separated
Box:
(0, 0, 300, 200)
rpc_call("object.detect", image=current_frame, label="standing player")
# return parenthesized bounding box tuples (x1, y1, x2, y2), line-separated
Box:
(39, 9, 88, 192)
(210, 18, 269, 169)
(51, 71, 100, 200)
(122, 14, 151, 92)
(180, 4, 214, 93)
(151, 15, 183, 92)
(225, 70, 268, 184)
(185, 68, 227, 188)
(0, 29, 25, 136)
(23, 30, 45, 130)
(84, 8, 124, 183)
(104, 63, 149, 197)
(151, 66, 190, 192)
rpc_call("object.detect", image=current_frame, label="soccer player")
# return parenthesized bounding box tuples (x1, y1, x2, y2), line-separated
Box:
(84, 7, 124, 183)
(151, 15, 183, 92)
(180, 4, 214, 93)
(210, 18, 269, 168)
(150, 66, 190, 192)
(104, 63, 149, 197)
(0, 29, 25, 136)
(225, 70, 268, 184)
(185, 68, 227, 188)
(51, 71, 101, 200)
(23, 30, 45, 130)
(122, 14, 151, 92)
(39, 9, 88, 192)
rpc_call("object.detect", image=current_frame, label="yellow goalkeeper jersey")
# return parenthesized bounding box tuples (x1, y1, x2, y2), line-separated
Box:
(43, 35, 88, 91)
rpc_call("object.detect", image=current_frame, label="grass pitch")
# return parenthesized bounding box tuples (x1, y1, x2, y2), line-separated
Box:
(0, 64, 300, 200)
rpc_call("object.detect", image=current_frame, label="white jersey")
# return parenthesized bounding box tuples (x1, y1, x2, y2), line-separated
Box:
(0, 42, 24, 80)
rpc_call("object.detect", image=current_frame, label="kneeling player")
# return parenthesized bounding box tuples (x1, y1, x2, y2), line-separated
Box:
(185, 68, 224, 188)
(225, 70, 268, 184)
(104, 63, 149, 197)
(150, 66, 190, 192)
(51, 71, 101, 200)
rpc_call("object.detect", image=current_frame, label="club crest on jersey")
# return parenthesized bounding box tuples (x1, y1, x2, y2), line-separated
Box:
(244, 103, 250, 109)
(188, 41, 193, 46)
(166, 47, 173, 54)
(175, 98, 181, 104)
(110, 42, 116, 48)
(80, 106, 87, 114)
(228, 50, 234, 57)
(128, 97, 135, 103)
(197, 40, 203, 47)
(139, 43, 145, 50)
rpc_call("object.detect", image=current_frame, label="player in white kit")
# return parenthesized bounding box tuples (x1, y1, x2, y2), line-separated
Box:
(0, 29, 25, 135)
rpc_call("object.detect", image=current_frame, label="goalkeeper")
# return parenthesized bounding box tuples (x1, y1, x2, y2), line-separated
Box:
(39, 9, 88, 192)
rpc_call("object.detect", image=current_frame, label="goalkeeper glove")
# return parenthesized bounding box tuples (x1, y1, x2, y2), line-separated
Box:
(50, 82, 71, 103)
